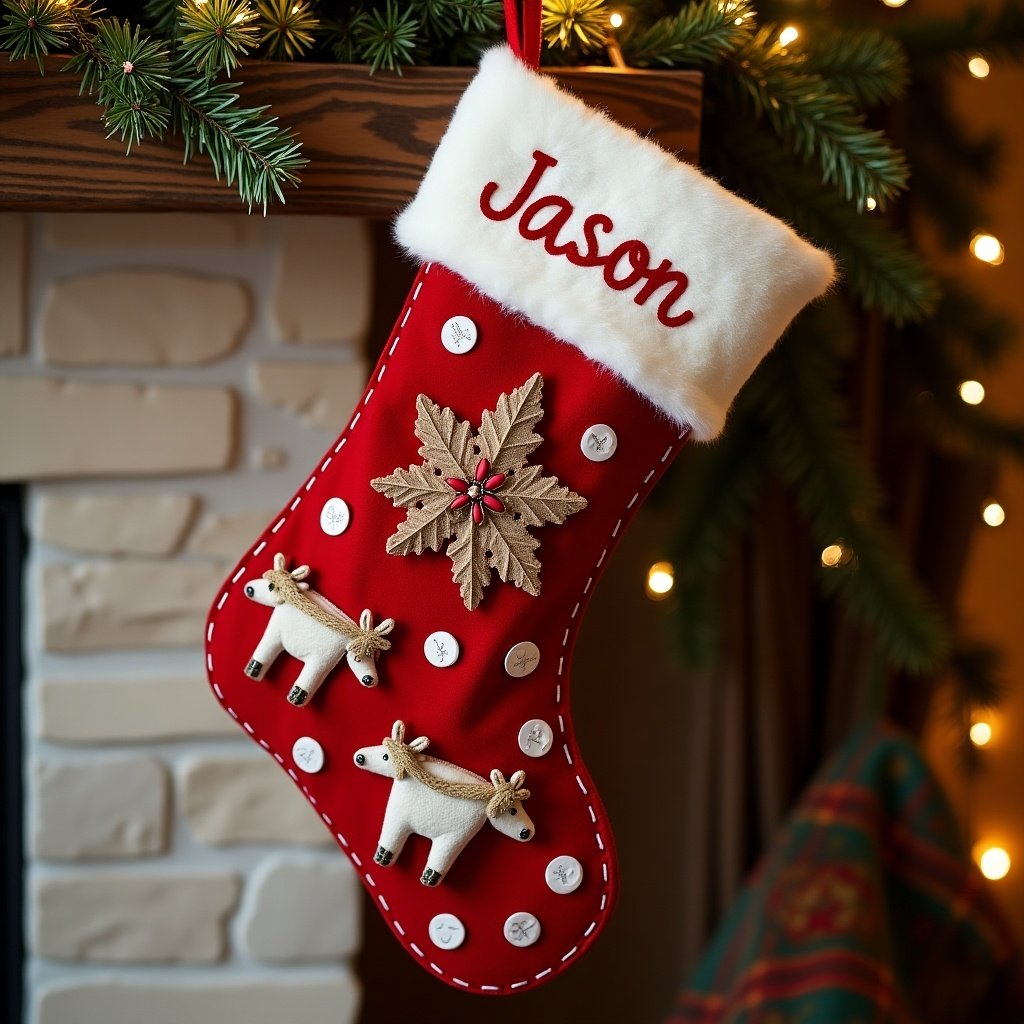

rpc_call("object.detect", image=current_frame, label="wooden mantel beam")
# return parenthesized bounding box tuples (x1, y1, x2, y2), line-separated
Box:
(0, 58, 701, 217)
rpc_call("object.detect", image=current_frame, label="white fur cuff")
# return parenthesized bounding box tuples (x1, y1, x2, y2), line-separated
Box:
(395, 47, 835, 441)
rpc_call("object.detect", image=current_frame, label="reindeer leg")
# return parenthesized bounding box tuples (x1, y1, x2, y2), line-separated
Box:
(376, 804, 412, 868)
(421, 831, 469, 887)
(245, 625, 283, 680)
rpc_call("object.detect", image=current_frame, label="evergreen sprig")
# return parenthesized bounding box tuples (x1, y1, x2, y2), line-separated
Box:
(256, 0, 316, 61)
(178, 0, 259, 77)
(350, 0, 418, 73)
(0, 0, 76, 70)
(541, 0, 609, 53)
(721, 26, 909, 209)
(800, 28, 908, 110)
(623, 0, 754, 67)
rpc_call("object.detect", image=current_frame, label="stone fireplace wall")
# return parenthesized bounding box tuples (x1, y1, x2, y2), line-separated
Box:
(1, 211, 373, 1024)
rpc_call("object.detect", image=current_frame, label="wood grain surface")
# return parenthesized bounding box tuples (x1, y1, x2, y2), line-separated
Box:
(0, 58, 701, 216)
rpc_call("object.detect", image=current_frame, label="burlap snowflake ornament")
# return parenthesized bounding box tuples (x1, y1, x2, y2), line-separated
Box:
(371, 372, 586, 609)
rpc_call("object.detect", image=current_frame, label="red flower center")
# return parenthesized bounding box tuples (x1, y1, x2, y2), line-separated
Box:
(446, 458, 506, 525)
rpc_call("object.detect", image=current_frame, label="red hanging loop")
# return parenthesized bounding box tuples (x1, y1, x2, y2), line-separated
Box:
(504, 0, 542, 69)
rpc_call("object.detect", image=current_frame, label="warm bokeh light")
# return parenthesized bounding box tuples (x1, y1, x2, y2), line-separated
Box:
(982, 502, 1006, 527)
(959, 380, 985, 405)
(881, 0, 909, 7)
(609, 11, 623, 29)
(865, 196, 877, 211)
(820, 544, 844, 567)
(970, 233, 1005, 266)
(968, 55, 990, 78)
(646, 561, 675, 599)
(978, 846, 1011, 880)
(970, 721, 993, 747)
(778, 26, 799, 47)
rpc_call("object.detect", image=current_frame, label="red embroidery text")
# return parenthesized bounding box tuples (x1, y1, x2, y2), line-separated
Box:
(479, 149, 694, 328)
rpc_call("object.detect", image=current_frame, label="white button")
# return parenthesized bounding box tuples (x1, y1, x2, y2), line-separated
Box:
(518, 719, 553, 757)
(320, 497, 351, 536)
(424, 631, 460, 668)
(503, 911, 542, 948)
(545, 855, 583, 894)
(428, 912, 466, 950)
(581, 424, 617, 462)
(504, 641, 540, 678)
(441, 316, 478, 354)
(292, 736, 324, 774)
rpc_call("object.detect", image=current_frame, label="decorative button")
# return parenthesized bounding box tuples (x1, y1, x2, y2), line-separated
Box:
(441, 316, 478, 354)
(320, 497, 351, 536)
(518, 719, 554, 757)
(504, 641, 540, 678)
(545, 855, 583, 894)
(503, 911, 542, 948)
(580, 424, 617, 462)
(424, 631, 460, 668)
(292, 736, 325, 774)
(428, 912, 466, 950)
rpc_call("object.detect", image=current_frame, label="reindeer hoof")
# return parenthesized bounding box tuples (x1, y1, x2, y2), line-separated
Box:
(374, 846, 393, 867)
(360, 674, 375, 687)
(287, 685, 309, 707)
(244, 659, 263, 679)
(420, 867, 442, 887)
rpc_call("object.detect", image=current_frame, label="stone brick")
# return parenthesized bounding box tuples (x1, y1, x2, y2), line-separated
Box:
(188, 508, 274, 560)
(37, 675, 238, 743)
(41, 561, 227, 651)
(181, 757, 331, 847)
(35, 975, 360, 1024)
(32, 757, 168, 859)
(242, 856, 361, 962)
(0, 213, 27, 356)
(45, 212, 264, 248)
(251, 360, 367, 430)
(37, 492, 197, 556)
(41, 270, 249, 366)
(273, 217, 371, 346)
(0, 378, 236, 480)
(33, 873, 240, 963)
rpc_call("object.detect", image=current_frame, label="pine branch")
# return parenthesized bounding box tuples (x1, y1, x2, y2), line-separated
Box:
(623, 0, 754, 67)
(718, 27, 909, 209)
(541, 0, 609, 53)
(801, 27, 908, 109)
(178, 0, 259, 77)
(0, 0, 76, 71)
(709, 115, 937, 325)
(256, 0, 316, 61)
(350, 0, 419, 73)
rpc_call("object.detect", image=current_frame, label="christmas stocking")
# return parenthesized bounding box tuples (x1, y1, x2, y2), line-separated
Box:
(204, 24, 834, 996)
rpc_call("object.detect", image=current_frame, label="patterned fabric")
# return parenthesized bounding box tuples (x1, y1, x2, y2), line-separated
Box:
(668, 723, 1023, 1024)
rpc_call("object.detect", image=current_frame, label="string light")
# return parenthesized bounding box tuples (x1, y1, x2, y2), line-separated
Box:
(970, 720, 993, 747)
(977, 846, 1011, 881)
(982, 502, 1006, 527)
(609, 11, 623, 29)
(646, 561, 675, 600)
(778, 25, 799, 47)
(968, 55, 990, 79)
(959, 380, 985, 405)
(970, 233, 1005, 266)
(865, 197, 877, 212)
(820, 544, 844, 567)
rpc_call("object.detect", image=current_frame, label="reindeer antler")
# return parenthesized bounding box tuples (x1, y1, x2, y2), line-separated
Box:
(346, 609, 396, 660)
(486, 768, 530, 819)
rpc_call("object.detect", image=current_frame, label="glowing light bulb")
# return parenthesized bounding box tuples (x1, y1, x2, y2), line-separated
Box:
(970, 721, 993, 747)
(881, 0, 909, 7)
(959, 380, 985, 405)
(646, 561, 675, 599)
(982, 502, 1006, 527)
(978, 846, 1011, 880)
(865, 197, 877, 212)
(609, 11, 623, 29)
(970, 233, 1005, 266)
(778, 26, 799, 47)
(968, 55, 990, 78)
(820, 544, 844, 568)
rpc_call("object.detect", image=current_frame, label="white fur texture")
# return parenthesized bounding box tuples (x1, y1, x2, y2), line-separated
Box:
(396, 46, 836, 440)
(354, 740, 534, 883)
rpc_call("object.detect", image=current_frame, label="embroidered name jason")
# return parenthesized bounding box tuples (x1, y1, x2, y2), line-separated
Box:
(479, 149, 694, 329)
